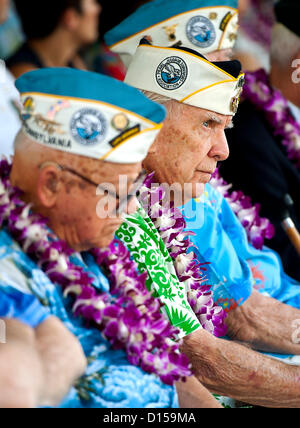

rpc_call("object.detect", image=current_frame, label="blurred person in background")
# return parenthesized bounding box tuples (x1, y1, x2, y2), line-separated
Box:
(221, 0, 300, 282)
(0, 0, 24, 60)
(0, 0, 21, 157)
(0, 0, 9, 22)
(7, 0, 101, 78)
(233, 0, 275, 72)
(84, 0, 151, 80)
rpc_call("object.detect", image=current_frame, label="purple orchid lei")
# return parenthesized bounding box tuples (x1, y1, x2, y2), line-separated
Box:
(210, 168, 275, 250)
(241, 0, 275, 49)
(243, 69, 300, 169)
(138, 173, 227, 338)
(0, 158, 226, 385)
(0, 158, 192, 385)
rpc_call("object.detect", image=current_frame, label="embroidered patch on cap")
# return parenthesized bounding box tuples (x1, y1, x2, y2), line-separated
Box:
(16, 68, 166, 164)
(156, 56, 188, 90)
(70, 108, 108, 146)
(186, 16, 216, 48)
(125, 44, 244, 116)
(105, 0, 239, 67)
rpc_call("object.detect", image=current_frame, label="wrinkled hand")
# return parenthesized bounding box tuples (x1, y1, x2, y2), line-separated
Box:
(0, 317, 86, 408)
(36, 316, 87, 407)
(0, 319, 44, 408)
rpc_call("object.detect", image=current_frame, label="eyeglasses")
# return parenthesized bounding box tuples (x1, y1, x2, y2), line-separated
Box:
(39, 162, 147, 215)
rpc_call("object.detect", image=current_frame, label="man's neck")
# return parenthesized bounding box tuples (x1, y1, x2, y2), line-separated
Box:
(144, 169, 194, 208)
(29, 30, 81, 68)
(269, 64, 300, 108)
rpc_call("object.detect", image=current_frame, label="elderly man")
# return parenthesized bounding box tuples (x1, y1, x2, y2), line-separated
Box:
(0, 0, 21, 157)
(106, 0, 300, 407)
(0, 66, 223, 408)
(221, 0, 300, 282)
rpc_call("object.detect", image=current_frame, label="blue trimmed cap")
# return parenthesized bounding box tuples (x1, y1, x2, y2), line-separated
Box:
(15, 68, 166, 163)
(105, 0, 239, 67)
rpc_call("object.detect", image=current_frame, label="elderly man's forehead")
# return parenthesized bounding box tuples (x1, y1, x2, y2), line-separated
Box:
(73, 157, 141, 183)
(181, 103, 233, 122)
(16, 137, 140, 184)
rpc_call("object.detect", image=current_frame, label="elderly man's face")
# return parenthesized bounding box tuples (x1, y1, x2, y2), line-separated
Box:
(69, 0, 101, 45)
(11, 141, 141, 251)
(52, 160, 141, 251)
(144, 101, 232, 202)
(0, 0, 10, 24)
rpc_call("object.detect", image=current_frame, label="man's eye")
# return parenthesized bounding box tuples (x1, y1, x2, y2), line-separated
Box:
(202, 121, 210, 128)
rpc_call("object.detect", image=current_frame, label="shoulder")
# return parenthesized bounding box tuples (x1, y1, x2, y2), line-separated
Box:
(0, 286, 50, 327)
(0, 228, 57, 303)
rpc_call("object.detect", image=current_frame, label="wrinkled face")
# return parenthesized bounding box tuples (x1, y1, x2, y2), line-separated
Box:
(144, 102, 232, 202)
(11, 135, 141, 251)
(73, 0, 101, 44)
(53, 160, 141, 250)
(0, 0, 10, 24)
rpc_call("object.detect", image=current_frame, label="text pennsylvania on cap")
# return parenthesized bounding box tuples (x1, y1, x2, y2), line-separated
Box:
(15, 68, 166, 164)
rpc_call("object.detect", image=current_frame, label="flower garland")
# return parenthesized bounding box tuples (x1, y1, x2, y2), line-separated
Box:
(240, 0, 275, 49)
(210, 168, 275, 250)
(243, 68, 300, 169)
(208, 67, 300, 250)
(138, 173, 227, 338)
(0, 158, 226, 385)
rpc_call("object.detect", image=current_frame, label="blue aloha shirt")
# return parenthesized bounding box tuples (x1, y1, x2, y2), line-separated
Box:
(0, 227, 178, 409)
(182, 183, 300, 360)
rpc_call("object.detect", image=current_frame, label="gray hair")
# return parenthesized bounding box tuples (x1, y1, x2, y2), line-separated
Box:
(270, 23, 300, 68)
(13, 129, 34, 151)
(140, 90, 172, 105)
(140, 90, 182, 117)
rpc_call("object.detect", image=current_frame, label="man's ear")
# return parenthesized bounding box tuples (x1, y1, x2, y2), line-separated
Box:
(36, 165, 61, 208)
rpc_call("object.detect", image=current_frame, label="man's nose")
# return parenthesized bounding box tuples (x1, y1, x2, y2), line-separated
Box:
(209, 131, 229, 161)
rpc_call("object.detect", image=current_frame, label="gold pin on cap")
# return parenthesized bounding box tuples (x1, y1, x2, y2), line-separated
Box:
(111, 113, 130, 131)
(163, 24, 178, 42)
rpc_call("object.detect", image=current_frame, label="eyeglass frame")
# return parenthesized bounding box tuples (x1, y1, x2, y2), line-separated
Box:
(39, 161, 147, 216)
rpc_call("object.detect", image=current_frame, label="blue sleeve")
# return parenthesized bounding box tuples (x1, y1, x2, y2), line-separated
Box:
(0, 288, 50, 328)
(183, 185, 253, 311)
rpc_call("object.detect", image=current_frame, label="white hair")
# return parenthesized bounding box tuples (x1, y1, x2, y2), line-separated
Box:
(140, 90, 182, 118)
(270, 23, 300, 68)
(140, 90, 172, 105)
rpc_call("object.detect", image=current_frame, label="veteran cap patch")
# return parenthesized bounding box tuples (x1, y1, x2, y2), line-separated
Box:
(105, 0, 239, 67)
(15, 68, 166, 164)
(124, 42, 244, 116)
